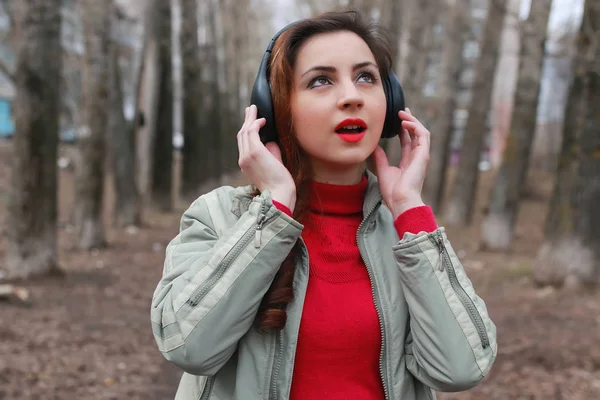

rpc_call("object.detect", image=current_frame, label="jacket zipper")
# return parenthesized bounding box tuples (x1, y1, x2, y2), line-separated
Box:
(356, 200, 391, 400)
(431, 231, 490, 349)
(269, 330, 284, 399)
(268, 201, 388, 400)
(189, 201, 272, 308)
(196, 201, 273, 400)
(269, 238, 309, 400)
(199, 376, 214, 400)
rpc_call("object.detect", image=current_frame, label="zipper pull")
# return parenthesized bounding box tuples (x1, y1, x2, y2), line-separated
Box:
(254, 213, 266, 248)
(437, 234, 445, 272)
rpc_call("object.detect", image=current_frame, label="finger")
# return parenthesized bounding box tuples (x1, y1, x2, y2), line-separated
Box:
(241, 110, 257, 160)
(237, 129, 244, 161)
(399, 106, 412, 144)
(239, 107, 250, 154)
(243, 106, 250, 126)
(398, 110, 418, 123)
(240, 107, 250, 138)
(402, 121, 420, 151)
(239, 129, 250, 167)
(265, 141, 283, 163)
(399, 127, 412, 168)
(399, 110, 428, 138)
(371, 146, 389, 177)
(247, 118, 267, 149)
(402, 120, 430, 151)
(249, 104, 258, 123)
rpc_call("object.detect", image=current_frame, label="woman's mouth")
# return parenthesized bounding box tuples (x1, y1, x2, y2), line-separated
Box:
(335, 118, 367, 143)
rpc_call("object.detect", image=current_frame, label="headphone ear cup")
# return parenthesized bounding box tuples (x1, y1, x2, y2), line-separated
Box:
(250, 52, 277, 144)
(381, 70, 405, 139)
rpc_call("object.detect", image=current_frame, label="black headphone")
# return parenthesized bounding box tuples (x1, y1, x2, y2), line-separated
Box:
(250, 22, 406, 144)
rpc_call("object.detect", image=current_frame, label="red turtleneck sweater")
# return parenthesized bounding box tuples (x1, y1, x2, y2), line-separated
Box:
(273, 175, 437, 399)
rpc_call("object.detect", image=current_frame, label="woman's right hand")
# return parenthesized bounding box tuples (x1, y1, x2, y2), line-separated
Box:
(238, 104, 297, 213)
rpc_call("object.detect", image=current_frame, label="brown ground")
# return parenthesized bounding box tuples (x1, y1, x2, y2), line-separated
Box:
(0, 140, 598, 400)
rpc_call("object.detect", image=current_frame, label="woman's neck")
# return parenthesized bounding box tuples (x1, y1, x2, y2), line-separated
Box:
(311, 161, 366, 185)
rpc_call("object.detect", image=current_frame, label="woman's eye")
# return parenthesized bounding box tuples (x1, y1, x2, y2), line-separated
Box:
(310, 76, 331, 88)
(357, 72, 376, 84)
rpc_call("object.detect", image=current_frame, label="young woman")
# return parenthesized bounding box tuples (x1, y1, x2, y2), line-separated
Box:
(151, 11, 497, 400)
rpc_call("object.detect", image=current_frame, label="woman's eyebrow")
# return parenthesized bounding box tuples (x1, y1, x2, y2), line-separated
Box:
(300, 61, 377, 78)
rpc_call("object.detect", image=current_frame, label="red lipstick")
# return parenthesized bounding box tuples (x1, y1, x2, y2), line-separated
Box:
(335, 118, 367, 143)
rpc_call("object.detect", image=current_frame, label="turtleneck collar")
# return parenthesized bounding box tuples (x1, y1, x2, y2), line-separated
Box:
(308, 173, 368, 215)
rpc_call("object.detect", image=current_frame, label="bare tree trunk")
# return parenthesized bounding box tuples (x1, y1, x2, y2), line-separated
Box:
(204, 0, 223, 183)
(386, 0, 403, 64)
(151, 0, 173, 210)
(422, 0, 468, 213)
(213, 0, 240, 181)
(135, 1, 161, 208)
(108, 10, 141, 227)
(480, 0, 552, 250)
(218, 0, 238, 176)
(387, 0, 437, 166)
(231, 0, 244, 119)
(180, 0, 207, 196)
(534, 0, 600, 287)
(4, 0, 62, 279)
(375, 0, 403, 156)
(75, 0, 111, 249)
(400, 0, 436, 110)
(445, 0, 508, 226)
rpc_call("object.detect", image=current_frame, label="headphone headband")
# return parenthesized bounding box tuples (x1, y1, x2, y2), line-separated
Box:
(266, 22, 298, 53)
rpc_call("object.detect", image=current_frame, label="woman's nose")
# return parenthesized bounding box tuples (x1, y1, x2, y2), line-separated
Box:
(337, 81, 364, 110)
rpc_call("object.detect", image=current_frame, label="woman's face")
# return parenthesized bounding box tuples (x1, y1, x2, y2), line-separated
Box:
(290, 30, 386, 178)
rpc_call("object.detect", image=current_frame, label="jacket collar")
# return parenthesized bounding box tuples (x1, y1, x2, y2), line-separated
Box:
(363, 169, 383, 216)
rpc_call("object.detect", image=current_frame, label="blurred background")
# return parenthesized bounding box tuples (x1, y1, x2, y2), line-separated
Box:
(0, 0, 598, 399)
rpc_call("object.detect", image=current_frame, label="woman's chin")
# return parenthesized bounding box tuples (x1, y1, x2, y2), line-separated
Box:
(312, 148, 373, 169)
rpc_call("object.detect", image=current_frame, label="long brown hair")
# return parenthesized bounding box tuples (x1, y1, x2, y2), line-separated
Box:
(255, 10, 393, 331)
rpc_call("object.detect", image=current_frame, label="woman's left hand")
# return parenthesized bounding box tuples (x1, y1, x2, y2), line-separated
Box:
(372, 108, 430, 219)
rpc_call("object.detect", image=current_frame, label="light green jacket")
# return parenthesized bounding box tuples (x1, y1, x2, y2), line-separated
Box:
(151, 172, 497, 400)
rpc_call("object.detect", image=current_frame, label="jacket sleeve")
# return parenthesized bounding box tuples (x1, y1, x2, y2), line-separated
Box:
(393, 227, 497, 392)
(150, 190, 303, 376)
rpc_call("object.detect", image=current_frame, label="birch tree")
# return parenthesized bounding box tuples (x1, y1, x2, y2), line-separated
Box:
(202, 0, 223, 183)
(75, 0, 111, 249)
(134, 1, 161, 207)
(5, 0, 62, 278)
(533, 0, 600, 287)
(481, 0, 552, 250)
(387, 0, 438, 166)
(383, 0, 404, 64)
(445, 0, 508, 226)
(179, 0, 207, 195)
(150, 0, 173, 210)
(108, 6, 140, 227)
(219, 0, 242, 173)
(400, 0, 438, 112)
(422, 0, 469, 213)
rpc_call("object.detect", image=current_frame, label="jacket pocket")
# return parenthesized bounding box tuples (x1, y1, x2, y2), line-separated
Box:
(431, 231, 490, 349)
(179, 201, 274, 322)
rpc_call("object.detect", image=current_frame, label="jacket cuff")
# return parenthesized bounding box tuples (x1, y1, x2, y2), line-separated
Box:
(272, 200, 292, 217)
(394, 205, 437, 238)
